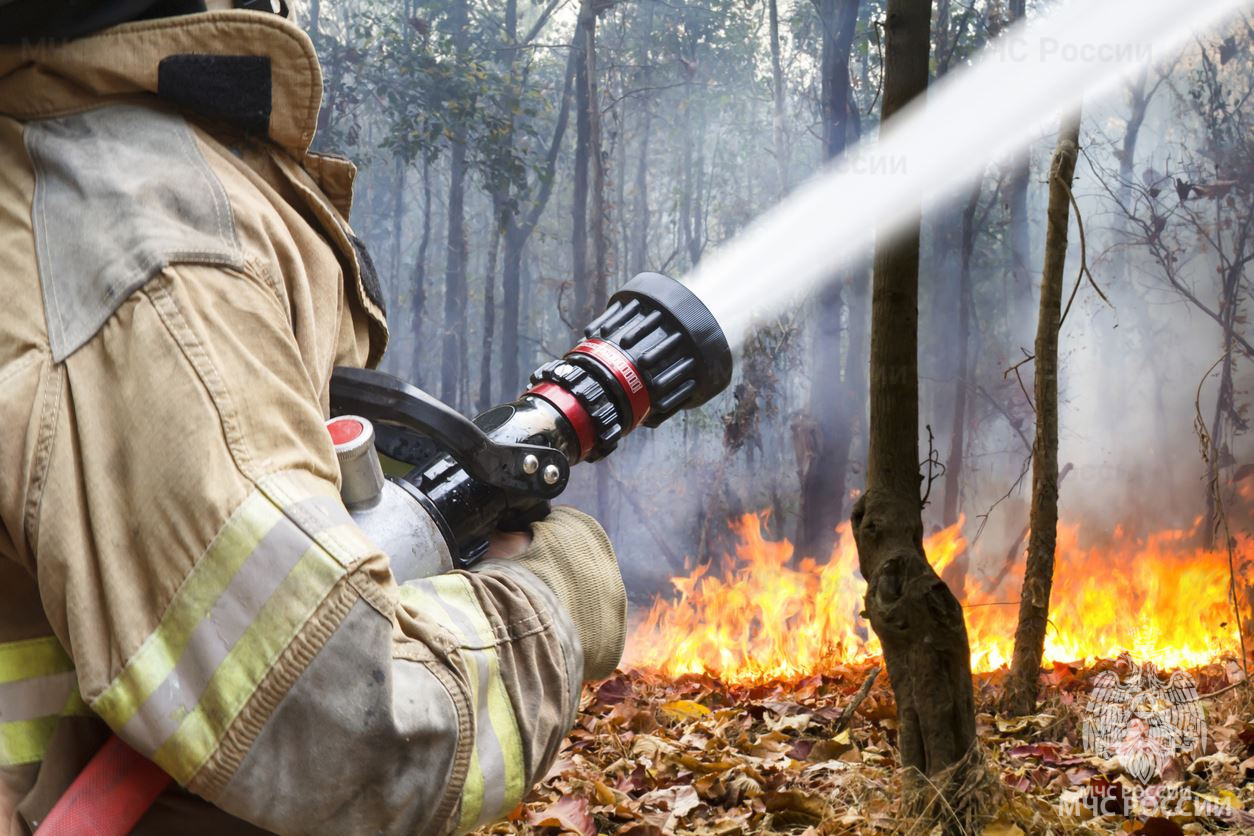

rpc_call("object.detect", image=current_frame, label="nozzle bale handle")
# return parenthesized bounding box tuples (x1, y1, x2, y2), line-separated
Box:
(330, 367, 569, 498)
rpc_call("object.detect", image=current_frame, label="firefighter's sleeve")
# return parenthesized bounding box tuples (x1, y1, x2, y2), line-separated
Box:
(31, 263, 626, 834)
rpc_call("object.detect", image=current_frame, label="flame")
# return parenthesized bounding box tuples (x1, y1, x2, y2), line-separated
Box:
(626, 514, 1246, 684)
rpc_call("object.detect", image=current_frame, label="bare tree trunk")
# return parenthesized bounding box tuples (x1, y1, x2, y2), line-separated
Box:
(1004, 114, 1081, 716)
(389, 156, 406, 311)
(1204, 262, 1242, 548)
(571, 3, 592, 329)
(941, 185, 981, 530)
(442, 139, 468, 408)
(627, 2, 654, 276)
(1006, 0, 1031, 316)
(440, 0, 470, 409)
(851, 0, 980, 827)
(478, 227, 501, 412)
(580, 0, 613, 518)
(501, 229, 526, 396)
(409, 156, 432, 384)
(629, 106, 651, 275)
(501, 36, 578, 398)
(768, 0, 790, 197)
(796, 0, 860, 560)
(586, 2, 609, 315)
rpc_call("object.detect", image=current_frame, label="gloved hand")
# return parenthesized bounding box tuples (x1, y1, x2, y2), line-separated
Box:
(508, 507, 627, 680)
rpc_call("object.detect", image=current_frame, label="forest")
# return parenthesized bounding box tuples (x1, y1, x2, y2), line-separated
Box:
(299, 0, 1254, 831)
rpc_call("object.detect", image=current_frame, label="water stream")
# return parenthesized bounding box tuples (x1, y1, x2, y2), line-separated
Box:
(684, 0, 1254, 347)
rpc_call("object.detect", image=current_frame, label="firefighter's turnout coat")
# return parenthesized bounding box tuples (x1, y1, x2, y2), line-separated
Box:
(0, 10, 627, 834)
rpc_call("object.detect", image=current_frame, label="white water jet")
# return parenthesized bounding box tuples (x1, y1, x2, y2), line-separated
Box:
(685, 0, 1254, 347)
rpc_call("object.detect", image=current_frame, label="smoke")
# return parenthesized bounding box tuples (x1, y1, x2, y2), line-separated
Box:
(681, 0, 1253, 347)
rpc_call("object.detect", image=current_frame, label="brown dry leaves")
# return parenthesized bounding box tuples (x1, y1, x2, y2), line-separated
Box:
(473, 661, 1254, 835)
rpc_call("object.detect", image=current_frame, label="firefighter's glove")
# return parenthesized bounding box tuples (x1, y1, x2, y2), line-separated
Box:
(515, 506, 626, 680)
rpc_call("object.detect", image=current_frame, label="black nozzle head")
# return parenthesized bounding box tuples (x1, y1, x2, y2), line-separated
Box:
(584, 272, 733, 427)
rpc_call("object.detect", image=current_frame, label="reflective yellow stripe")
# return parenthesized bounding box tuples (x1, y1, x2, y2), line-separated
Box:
(150, 546, 344, 780)
(92, 492, 282, 732)
(0, 637, 92, 767)
(459, 636, 486, 833)
(400, 576, 527, 830)
(0, 636, 74, 683)
(427, 577, 527, 813)
(92, 474, 369, 785)
(0, 716, 60, 766)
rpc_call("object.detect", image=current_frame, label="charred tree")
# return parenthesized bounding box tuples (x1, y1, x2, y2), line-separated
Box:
(797, 0, 860, 561)
(1004, 115, 1081, 716)
(851, 0, 980, 827)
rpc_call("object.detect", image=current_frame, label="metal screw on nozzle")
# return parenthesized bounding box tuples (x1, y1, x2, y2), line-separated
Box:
(522, 454, 540, 475)
(542, 464, 561, 485)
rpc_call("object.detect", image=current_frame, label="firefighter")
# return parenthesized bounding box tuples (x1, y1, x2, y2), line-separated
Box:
(0, 1, 627, 833)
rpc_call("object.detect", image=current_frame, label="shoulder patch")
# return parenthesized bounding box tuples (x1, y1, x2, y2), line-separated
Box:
(25, 104, 244, 361)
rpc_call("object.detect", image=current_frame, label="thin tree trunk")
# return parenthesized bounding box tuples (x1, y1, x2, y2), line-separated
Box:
(796, 0, 859, 560)
(1006, 0, 1031, 316)
(571, 1, 593, 329)
(629, 105, 651, 275)
(941, 185, 981, 530)
(580, 0, 612, 517)
(1204, 266, 1241, 548)
(478, 227, 501, 412)
(627, 2, 654, 276)
(1004, 114, 1081, 717)
(501, 229, 526, 396)
(409, 155, 433, 384)
(500, 36, 579, 398)
(851, 0, 979, 827)
(769, 0, 790, 197)
(586, 2, 608, 315)
(440, 0, 470, 408)
(389, 155, 406, 315)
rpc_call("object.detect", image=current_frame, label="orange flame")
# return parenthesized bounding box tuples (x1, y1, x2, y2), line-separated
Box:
(626, 514, 1246, 683)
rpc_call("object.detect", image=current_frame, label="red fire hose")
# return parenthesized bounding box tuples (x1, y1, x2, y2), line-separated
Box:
(36, 736, 171, 835)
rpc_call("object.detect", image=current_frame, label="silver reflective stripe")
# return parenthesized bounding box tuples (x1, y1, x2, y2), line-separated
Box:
(0, 671, 76, 723)
(286, 494, 354, 533)
(91, 473, 373, 784)
(121, 515, 313, 754)
(0, 637, 92, 767)
(399, 575, 528, 830)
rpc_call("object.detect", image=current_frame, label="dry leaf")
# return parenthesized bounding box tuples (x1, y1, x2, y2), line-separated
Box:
(525, 795, 596, 836)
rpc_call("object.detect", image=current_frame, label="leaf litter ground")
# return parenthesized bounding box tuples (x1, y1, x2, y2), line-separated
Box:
(472, 659, 1254, 835)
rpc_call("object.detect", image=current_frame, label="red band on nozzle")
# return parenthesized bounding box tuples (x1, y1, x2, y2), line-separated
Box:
(526, 382, 596, 461)
(567, 338, 652, 429)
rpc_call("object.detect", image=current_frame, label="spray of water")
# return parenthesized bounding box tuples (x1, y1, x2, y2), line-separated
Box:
(685, 0, 1253, 347)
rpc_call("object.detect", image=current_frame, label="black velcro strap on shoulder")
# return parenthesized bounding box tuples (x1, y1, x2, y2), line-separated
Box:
(158, 54, 272, 136)
(348, 234, 387, 318)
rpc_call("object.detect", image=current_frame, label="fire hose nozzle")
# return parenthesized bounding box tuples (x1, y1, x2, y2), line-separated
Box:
(330, 272, 733, 563)
(526, 272, 733, 462)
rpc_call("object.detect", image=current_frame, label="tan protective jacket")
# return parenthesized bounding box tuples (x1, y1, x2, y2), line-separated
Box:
(0, 10, 625, 835)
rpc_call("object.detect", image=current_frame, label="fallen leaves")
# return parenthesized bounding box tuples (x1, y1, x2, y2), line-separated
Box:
(473, 660, 1254, 835)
